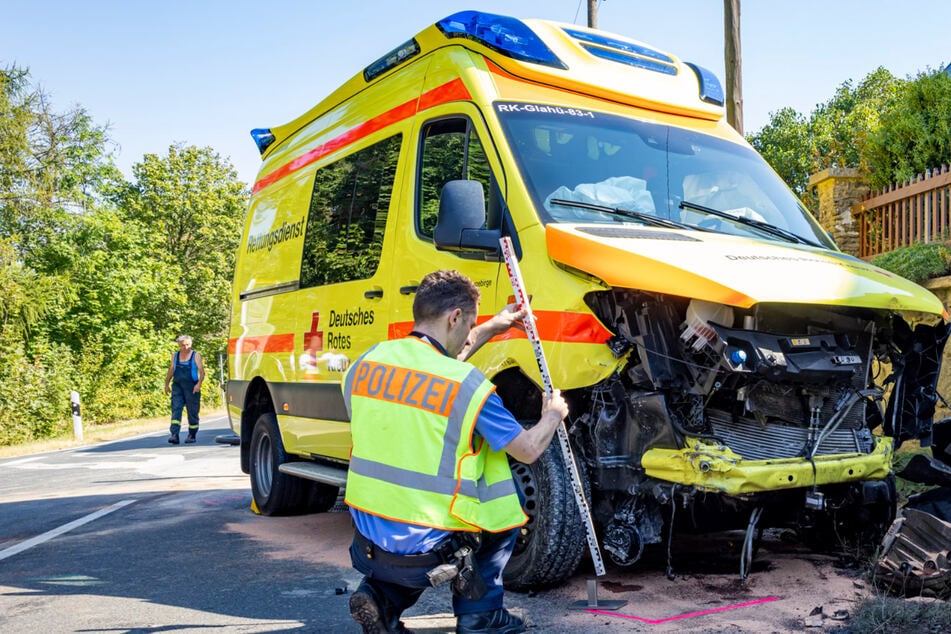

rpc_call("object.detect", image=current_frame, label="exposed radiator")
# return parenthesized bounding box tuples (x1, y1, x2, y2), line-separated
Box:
(707, 410, 875, 461)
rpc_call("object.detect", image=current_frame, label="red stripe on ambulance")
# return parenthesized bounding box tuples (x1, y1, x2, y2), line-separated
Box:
(228, 334, 295, 355)
(252, 79, 472, 194)
(388, 311, 611, 344)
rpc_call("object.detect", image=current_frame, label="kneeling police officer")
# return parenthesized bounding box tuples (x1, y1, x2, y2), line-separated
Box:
(342, 270, 569, 634)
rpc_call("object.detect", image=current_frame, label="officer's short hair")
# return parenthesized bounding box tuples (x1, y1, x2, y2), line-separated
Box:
(176, 335, 192, 344)
(413, 270, 480, 323)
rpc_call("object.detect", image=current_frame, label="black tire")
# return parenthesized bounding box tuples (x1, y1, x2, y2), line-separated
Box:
(306, 480, 341, 513)
(249, 412, 310, 515)
(503, 441, 589, 591)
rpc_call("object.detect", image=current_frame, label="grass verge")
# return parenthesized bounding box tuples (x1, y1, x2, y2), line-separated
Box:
(850, 594, 951, 633)
(0, 408, 226, 458)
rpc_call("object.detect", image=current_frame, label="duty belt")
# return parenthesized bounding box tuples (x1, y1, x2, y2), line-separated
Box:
(354, 529, 444, 568)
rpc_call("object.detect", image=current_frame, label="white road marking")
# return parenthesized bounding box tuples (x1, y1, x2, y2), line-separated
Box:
(12, 453, 185, 471)
(0, 456, 44, 467)
(0, 499, 137, 562)
(0, 414, 231, 466)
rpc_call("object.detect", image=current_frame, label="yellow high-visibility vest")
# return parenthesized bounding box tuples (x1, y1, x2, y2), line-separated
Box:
(342, 337, 527, 532)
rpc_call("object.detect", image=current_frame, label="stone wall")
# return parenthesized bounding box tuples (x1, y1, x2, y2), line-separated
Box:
(808, 167, 869, 257)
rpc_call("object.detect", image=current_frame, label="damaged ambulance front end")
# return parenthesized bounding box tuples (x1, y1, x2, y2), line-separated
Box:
(548, 223, 950, 574)
(495, 101, 950, 587)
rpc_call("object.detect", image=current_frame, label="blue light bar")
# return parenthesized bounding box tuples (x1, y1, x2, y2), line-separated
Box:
(579, 43, 677, 75)
(563, 28, 674, 64)
(563, 28, 676, 75)
(250, 128, 276, 155)
(365, 38, 421, 82)
(685, 63, 725, 106)
(436, 10, 566, 69)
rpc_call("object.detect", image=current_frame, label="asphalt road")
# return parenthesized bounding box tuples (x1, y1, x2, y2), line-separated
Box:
(0, 415, 358, 632)
(0, 415, 865, 634)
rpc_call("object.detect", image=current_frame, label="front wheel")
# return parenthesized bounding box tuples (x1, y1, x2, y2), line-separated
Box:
(503, 441, 589, 591)
(249, 412, 311, 515)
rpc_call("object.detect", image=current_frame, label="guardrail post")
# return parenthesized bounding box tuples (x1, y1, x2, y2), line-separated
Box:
(70, 390, 83, 441)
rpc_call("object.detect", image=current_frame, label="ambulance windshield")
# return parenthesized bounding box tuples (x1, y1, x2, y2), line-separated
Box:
(495, 103, 834, 249)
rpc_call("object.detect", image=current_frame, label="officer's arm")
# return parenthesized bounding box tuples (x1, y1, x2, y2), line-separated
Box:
(503, 390, 568, 464)
(459, 304, 526, 361)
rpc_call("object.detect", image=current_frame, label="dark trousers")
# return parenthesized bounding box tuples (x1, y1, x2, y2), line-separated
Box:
(170, 381, 200, 430)
(350, 527, 518, 619)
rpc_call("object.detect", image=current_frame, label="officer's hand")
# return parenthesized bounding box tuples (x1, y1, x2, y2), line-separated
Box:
(164, 384, 171, 395)
(542, 389, 569, 421)
(193, 385, 201, 394)
(484, 303, 527, 337)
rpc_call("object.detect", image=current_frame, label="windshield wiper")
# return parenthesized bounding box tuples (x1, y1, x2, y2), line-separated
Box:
(679, 200, 825, 248)
(550, 198, 697, 231)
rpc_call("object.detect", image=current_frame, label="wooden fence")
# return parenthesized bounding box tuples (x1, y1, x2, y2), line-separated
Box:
(851, 164, 951, 259)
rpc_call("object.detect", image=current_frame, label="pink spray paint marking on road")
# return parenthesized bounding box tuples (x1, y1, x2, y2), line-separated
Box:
(587, 596, 780, 624)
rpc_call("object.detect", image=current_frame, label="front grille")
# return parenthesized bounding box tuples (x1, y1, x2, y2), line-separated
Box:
(707, 410, 874, 460)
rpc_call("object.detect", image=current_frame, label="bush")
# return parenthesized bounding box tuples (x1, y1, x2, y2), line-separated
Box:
(77, 327, 171, 424)
(865, 70, 951, 190)
(870, 242, 951, 284)
(0, 337, 79, 445)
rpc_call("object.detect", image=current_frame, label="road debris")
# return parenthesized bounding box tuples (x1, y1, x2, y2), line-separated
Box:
(875, 454, 951, 600)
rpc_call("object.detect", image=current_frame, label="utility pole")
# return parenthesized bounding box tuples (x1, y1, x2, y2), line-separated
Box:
(587, 0, 598, 28)
(724, 0, 743, 134)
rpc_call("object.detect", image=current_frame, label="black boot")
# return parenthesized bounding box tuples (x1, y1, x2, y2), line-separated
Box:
(456, 608, 524, 634)
(185, 429, 197, 444)
(349, 583, 414, 634)
(349, 584, 387, 633)
(168, 423, 181, 444)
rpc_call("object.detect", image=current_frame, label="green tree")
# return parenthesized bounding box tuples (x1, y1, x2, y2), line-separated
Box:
(0, 65, 122, 272)
(118, 144, 247, 355)
(0, 237, 70, 343)
(749, 67, 904, 201)
(864, 70, 951, 190)
(0, 70, 249, 441)
(748, 107, 812, 197)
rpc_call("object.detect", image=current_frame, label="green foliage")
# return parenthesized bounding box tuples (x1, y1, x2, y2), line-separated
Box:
(0, 237, 71, 341)
(870, 242, 951, 284)
(117, 143, 247, 355)
(749, 67, 904, 200)
(748, 106, 814, 202)
(0, 336, 79, 445)
(0, 68, 247, 443)
(865, 70, 951, 190)
(751, 66, 951, 207)
(0, 65, 123, 271)
(76, 326, 170, 423)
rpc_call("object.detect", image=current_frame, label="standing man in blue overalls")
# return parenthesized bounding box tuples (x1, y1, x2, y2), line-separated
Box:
(164, 334, 205, 444)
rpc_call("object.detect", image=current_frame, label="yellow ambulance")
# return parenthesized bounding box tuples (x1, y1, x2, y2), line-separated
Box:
(227, 10, 949, 589)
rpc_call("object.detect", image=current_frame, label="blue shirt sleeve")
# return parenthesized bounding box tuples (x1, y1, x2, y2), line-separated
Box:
(475, 390, 523, 451)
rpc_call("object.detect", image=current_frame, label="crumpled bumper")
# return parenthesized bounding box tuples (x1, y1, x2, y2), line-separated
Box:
(641, 435, 893, 495)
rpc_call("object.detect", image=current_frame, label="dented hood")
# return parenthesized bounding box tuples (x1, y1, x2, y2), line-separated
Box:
(546, 223, 946, 316)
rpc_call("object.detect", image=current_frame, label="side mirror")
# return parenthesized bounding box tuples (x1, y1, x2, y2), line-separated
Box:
(434, 180, 501, 253)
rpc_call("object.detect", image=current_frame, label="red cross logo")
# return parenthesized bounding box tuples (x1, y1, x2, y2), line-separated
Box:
(304, 312, 323, 352)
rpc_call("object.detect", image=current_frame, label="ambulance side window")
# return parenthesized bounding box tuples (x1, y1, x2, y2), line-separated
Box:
(300, 134, 401, 288)
(417, 118, 491, 238)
